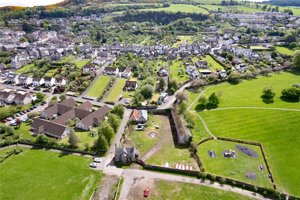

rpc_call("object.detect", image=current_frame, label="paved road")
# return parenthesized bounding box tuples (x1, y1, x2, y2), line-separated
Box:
(158, 82, 191, 110)
(118, 169, 270, 200)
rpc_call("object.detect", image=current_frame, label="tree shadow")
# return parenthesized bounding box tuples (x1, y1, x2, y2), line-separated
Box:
(280, 96, 300, 103)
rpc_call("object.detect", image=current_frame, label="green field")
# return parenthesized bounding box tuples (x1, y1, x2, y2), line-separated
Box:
(0, 148, 102, 200)
(275, 46, 294, 56)
(141, 4, 209, 14)
(278, 6, 300, 16)
(204, 55, 224, 72)
(250, 46, 270, 50)
(197, 140, 272, 188)
(201, 5, 261, 13)
(149, 180, 254, 200)
(173, 35, 193, 47)
(16, 63, 35, 74)
(188, 71, 300, 196)
(192, 71, 300, 110)
(169, 60, 189, 83)
(87, 76, 111, 97)
(105, 78, 126, 103)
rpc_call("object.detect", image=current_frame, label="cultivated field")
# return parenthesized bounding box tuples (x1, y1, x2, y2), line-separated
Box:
(87, 76, 111, 98)
(0, 147, 102, 200)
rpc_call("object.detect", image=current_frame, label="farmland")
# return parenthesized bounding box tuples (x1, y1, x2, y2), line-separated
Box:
(0, 147, 102, 200)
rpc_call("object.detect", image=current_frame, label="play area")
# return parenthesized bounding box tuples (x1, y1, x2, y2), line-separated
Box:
(197, 139, 273, 188)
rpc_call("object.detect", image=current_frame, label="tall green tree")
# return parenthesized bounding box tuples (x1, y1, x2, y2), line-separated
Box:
(293, 50, 300, 69)
(68, 130, 79, 148)
(98, 121, 114, 143)
(108, 113, 121, 132)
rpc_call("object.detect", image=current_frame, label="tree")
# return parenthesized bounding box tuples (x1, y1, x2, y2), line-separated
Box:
(178, 102, 187, 114)
(261, 87, 276, 104)
(108, 113, 121, 132)
(94, 135, 109, 152)
(157, 78, 165, 91)
(228, 71, 241, 84)
(60, 94, 67, 101)
(68, 130, 79, 148)
(36, 93, 45, 102)
(195, 95, 207, 111)
(285, 34, 297, 44)
(293, 50, 300, 69)
(281, 87, 300, 102)
(111, 104, 124, 118)
(175, 91, 189, 103)
(206, 92, 220, 110)
(5, 126, 15, 136)
(36, 134, 49, 145)
(98, 121, 114, 143)
(168, 79, 178, 94)
(140, 84, 154, 99)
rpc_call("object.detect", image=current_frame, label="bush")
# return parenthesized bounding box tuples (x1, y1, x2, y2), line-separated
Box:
(281, 87, 300, 102)
(228, 71, 241, 84)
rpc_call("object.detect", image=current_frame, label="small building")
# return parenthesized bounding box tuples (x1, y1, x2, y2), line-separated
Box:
(114, 144, 139, 165)
(158, 67, 168, 77)
(104, 67, 119, 75)
(130, 110, 148, 123)
(32, 77, 44, 87)
(123, 81, 138, 91)
(44, 77, 56, 87)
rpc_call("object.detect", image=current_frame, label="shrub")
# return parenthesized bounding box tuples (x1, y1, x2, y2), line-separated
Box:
(228, 71, 241, 84)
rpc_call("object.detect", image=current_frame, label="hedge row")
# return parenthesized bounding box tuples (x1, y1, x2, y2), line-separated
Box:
(98, 77, 115, 101)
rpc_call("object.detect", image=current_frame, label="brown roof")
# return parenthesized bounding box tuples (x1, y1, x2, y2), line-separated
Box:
(77, 101, 93, 111)
(79, 105, 110, 128)
(43, 98, 76, 117)
(14, 93, 29, 101)
(32, 118, 69, 138)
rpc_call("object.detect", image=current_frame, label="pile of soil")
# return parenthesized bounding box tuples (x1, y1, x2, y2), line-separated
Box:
(245, 172, 256, 180)
(235, 144, 258, 158)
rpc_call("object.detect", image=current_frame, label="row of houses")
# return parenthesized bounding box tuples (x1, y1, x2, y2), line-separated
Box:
(0, 89, 34, 105)
(32, 98, 110, 139)
(4, 73, 67, 87)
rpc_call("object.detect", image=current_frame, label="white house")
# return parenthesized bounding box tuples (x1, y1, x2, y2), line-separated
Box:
(104, 67, 119, 75)
(32, 77, 44, 87)
(56, 77, 67, 86)
(7, 73, 19, 84)
(18, 75, 32, 86)
(44, 77, 56, 87)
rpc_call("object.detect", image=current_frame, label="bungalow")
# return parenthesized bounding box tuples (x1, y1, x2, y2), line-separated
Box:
(18, 75, 32, 86)
(31, 118, 73, 139)
(123, 81, 138, 91)
(32, 77, 44, 87)
(130, 110, 148, 123)
(13, 93, 32, 105)
(44, 77, 56, 87)
(104, 67, 119, 75)
(158, 67, 168, 77)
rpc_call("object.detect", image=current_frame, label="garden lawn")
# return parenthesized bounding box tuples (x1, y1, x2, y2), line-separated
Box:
(87, 76, 111, 98)
(204, 55, 224, 72)
(105, 78, 126, 103)
(169, 60, 189, 83)
(16, 63, 35, 74)
(71, 58, 91, 69)
(193, 71, 300, 109)
(149, 180, 255, 200)
(173, 35, 193, 47)
(142, 4, 209, 14)
(197, 140, 272, 188)
(199, 109, 300, 196)
(275, 46, 294, 56)
(15, 123, 35, 141)
(0, 148, 102, 200)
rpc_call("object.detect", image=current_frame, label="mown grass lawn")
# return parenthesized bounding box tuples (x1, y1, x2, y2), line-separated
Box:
(0, 148, 102, 200)
(105, 78, 126, 103)
(197, 140, 272, 188)
(173, 35, 193, 47)
(204, 55, 224, 72)
(15, 63, 35, 74)
(275, 46, 294, 56)
(149, 180, 255, 200)
(195, 71, 300, 110)
(199, 109, 300, 196)
(142, 4, 209, 14)
(87, 76, 111, 98)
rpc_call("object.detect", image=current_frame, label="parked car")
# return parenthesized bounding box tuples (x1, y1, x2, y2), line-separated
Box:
(135, 124, 145, 131)
(22, 117, 29, 122)
(144, 187, 150, 197)
(124, 99, 130, 104)
(6, 117, 13, 121)
(2, 119, 7, 123)
(89, 162, 98, 168)
(93, 158, 102, 163)
(15, 113, 21, 117)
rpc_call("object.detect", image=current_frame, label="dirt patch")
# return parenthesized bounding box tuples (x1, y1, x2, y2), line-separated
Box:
(245, 172, 257, 180)
(148, 131, 158, 139)
(127, 176, 155, 200)
(235, 144, 258, 158)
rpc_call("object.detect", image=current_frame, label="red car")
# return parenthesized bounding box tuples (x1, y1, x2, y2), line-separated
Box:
(144, 187, 150, 197)
(2, 119, 7, 123)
